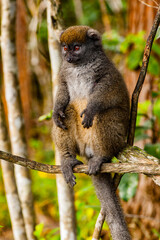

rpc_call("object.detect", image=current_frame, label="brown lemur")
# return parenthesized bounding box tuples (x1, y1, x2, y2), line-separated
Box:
(53, 26, 131, 239)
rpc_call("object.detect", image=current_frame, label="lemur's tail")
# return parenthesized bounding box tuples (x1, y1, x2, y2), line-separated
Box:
(92, 173, 131, 240)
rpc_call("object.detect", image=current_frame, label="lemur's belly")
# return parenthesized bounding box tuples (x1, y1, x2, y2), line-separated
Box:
(69, 99, 94, 158)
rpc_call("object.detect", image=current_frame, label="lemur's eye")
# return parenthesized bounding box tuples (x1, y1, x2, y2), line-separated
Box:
(74, 46, 80, 51)
(63, 46, 68, 51)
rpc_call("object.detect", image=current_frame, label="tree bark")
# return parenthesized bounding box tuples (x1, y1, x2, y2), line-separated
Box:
(0, 98, 27, 240)
(1, 0, 35, 239)
(47, 1, 77, 239)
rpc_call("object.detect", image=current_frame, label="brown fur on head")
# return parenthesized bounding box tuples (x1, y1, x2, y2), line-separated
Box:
(60, 26, 90, 44)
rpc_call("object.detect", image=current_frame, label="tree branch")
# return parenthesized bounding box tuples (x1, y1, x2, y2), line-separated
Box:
(0, 148, 160, 177)
(92, 209, 105, 240)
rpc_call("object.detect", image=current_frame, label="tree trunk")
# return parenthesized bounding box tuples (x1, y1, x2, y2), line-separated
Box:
(0, 98, 27, 240)
(1, 0, 35, 239)
(16, 0, 31, 137)
(47, 1, 77, 239)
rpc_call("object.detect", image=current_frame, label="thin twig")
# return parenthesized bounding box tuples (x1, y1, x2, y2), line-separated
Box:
(138, 0, 159, 9)
(149, 0, 159, 7)
(92, 209, 105, 240)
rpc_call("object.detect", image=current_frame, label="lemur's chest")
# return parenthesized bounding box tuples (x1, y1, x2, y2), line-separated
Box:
(66, 66, 95, 101)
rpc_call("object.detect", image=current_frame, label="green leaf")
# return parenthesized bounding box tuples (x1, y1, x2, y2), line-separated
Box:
(138, 100, 151, 114)
(153, 99, 160, 122)
(152, 91, 160, 98)
(152, 228, 160, 237)
(144, 143, 160, 159)
(152, 43, 160, 55)
(119, 173, 139, 201)
(148, 56, 160, 76)
(38, 110, 53, 121)
(46, 228, 60, 239)
(34, 223, 44, 238)
(127, 49, 143, 70)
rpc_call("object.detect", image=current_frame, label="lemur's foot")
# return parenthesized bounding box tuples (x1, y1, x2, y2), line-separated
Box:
(88, 157, 107, 175)
(61, 159, 83, 187)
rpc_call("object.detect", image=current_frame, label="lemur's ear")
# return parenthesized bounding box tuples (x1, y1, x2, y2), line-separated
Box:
(87, 28, 102, 46)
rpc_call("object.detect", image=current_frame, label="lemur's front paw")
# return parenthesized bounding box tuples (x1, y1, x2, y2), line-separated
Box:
(53, 109, 67, 130)
(61, 159, 83, 187)
(80, 109, 94, 128)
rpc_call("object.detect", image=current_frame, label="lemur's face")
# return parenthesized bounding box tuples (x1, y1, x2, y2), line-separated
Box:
(61, 42, 86, 64)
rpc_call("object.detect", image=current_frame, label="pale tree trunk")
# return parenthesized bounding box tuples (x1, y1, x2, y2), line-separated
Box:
(16, 0, 31, 136)
(47, 1, 77, 239)
(72, 0, 84, 23)
(0, 98, 27, 240)
(1, 1, 35, 239)
(27, 0, 52, 116)
(106, 0, 122, 13)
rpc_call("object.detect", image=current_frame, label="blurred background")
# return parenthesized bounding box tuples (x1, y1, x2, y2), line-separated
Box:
(0, 0, 160, 239)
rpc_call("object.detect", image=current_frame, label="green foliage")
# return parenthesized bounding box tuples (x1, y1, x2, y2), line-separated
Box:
(122, 31, 160, 76)
(0, 169, 11, 228)
(153, 98, 160, 124)
(118, 173, 139, 201)
(102, 30, 124, 52)
(61, 0, 77, 26)
(152, 229, 160, 239)
(144, 143, 160, 159)
(102, 30, 160, 76)
(127, 49, 143, 70)
(81, 0, 101, 26)
(37, 19, 48, 44)
(134, 83, 160, 144)
(38, 110, 53, 121)
(148, 55, 160, 75)
(134, 101, 151, 142)
(34, 223, 60, 240)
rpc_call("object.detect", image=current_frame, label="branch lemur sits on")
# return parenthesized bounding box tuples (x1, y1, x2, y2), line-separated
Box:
(53, 26, 131, 240)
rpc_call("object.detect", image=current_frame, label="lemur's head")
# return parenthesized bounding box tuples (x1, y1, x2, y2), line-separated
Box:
(60, 26, 102, 64)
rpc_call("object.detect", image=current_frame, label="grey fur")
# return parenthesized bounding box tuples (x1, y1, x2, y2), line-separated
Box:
(53, 26, 131, 240)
